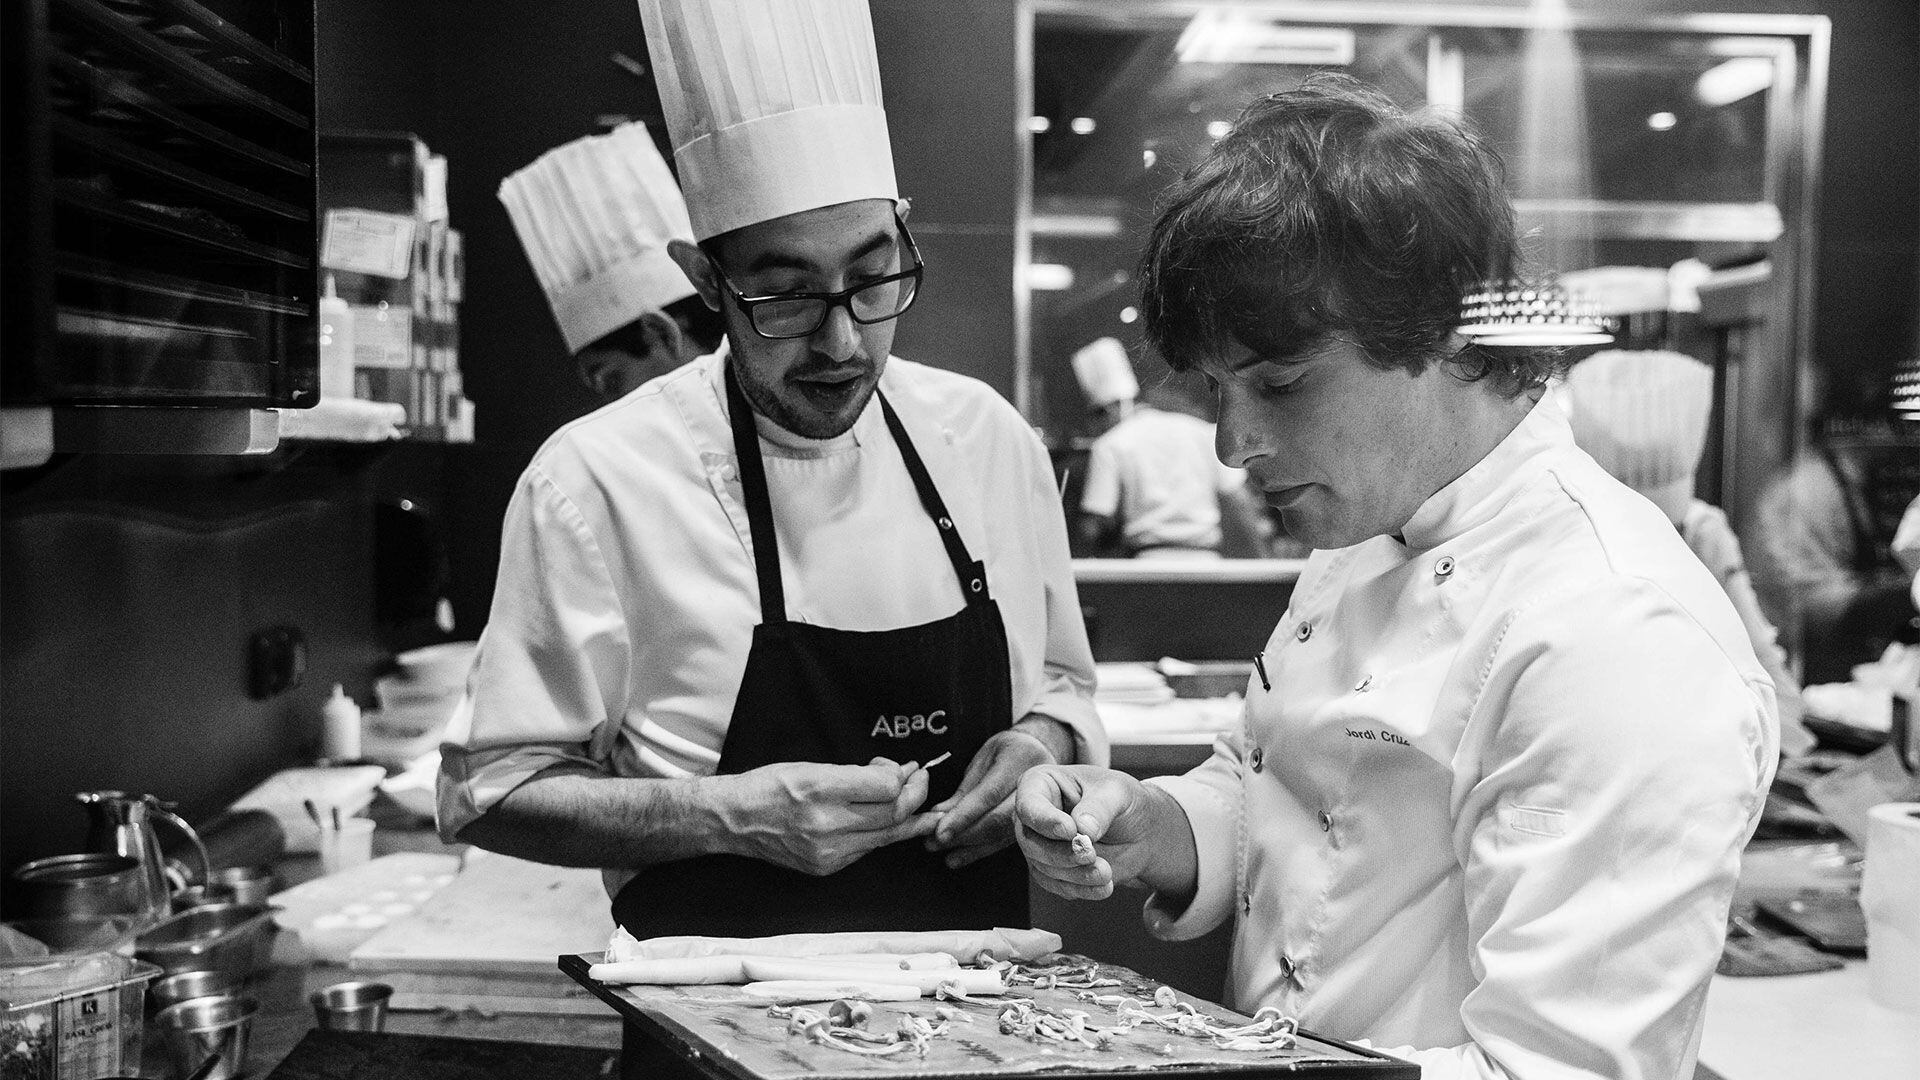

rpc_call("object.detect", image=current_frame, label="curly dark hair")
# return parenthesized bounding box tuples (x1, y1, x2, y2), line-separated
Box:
(1138, 73, 1560, 397)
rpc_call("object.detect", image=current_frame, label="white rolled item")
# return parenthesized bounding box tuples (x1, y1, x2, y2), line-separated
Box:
(740, 958, 1006, 995)
(1862, 801, 1920, 1011)
(739, 980, 924, 1004)
(804, 952, 958, 970)
(606, 926, 1059, 963)
(588, 955, 752, 984)
(588, 952, 976, 987)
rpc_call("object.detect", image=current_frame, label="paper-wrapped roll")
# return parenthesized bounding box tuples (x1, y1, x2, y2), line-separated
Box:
(605, 926, 1060, 964)
(1863, 801, 1920, 1011)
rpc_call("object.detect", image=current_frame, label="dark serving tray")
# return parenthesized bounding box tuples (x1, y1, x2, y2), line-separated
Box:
(559, 951, 1417, 1080)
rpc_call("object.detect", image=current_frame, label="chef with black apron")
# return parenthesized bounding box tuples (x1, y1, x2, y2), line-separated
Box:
(435, 0, 1106, 1049)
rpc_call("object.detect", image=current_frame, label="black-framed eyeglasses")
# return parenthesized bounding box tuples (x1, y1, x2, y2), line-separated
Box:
(713, 215, 924, 340)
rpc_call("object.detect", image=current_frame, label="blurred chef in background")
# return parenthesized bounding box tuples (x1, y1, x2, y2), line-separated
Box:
(1565, 346, 1811, 755)
(499, 120, 724, 402)
(1072, 336, 1266, 559)
(1016, 74, 1776, 1080)
(442, 0, 1100, 969)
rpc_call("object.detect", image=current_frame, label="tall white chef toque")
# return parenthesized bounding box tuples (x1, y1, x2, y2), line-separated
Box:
(636, 0, 898, 241)
(1565, 349, 1716, 524)
(1072, 337, 1139, 409)
(498, 122, 697, 354)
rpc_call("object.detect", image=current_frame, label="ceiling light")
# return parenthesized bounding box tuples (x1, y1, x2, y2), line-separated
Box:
(1070, 117, 1097, 135)
(1119, 306, 1139, 324)
(1206, 120, 1232, 140)
(1026, 263, 1075, 291)
(1176, 11, 1355, 66)
(1458, 281, 1615, 347)
(1027, 116, 1051, 134)
(1695, 57, 1774, 108)
(1647, 111, 1677, 131)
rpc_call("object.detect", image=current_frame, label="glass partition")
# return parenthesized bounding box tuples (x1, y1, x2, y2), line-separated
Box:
(1021, 2, 1827, 586)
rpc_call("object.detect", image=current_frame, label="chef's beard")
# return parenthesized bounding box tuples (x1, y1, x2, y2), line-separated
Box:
(735, 353, 884, 440)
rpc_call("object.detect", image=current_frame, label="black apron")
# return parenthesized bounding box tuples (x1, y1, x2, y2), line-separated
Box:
(610, 364, 1030, 939)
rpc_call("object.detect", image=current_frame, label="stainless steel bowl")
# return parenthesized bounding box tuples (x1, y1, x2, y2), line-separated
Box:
(9, 853, 149, 920)
(150, 968, 242, 1012)
(134, 903, 278, 979)
(155, 994, 257, 1080)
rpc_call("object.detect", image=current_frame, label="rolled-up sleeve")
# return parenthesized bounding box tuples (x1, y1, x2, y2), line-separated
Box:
(436, 465, 632, 841)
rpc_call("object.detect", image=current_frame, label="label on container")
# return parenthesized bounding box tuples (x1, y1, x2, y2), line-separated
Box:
(323, 209, 417, 279)
(350, 304, 413, 370)
(54, 987, 123, 1079)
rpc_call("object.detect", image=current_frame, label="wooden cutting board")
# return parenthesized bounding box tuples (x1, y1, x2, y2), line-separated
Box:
(348, 852, 614, 977)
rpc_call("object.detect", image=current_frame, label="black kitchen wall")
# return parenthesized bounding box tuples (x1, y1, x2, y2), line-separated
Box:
(0, 444, 456, 892)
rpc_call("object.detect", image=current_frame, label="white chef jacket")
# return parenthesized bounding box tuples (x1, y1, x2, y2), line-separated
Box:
(1145, 389, 1778, 1080)
(438, 351, 1106, 881)
(1680, 500, 1810, 757)
(1081, 407, 1243, 553)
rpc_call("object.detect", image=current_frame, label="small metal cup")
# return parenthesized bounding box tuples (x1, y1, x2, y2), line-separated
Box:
(171, 884, 237, 910)
(210, 865, 277, 907)
(150, 969, 240, 1013)
(309, 980, 393, 1032)
(155, 994, 256, 1080)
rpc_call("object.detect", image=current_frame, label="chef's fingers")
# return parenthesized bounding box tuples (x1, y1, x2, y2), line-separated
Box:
(892, 764, 932, 820)
(865, 810, 942, 849)
(935, 732, 1055, 845)
(1015, 818, 1113, 897)
(940, 832, 1013, 869)
(829, 760, 914, 804)
(929, 792, 1012, 857)
(1013, 766, 1085, 842)
(1062, 773, 1137, 844)
(1033, 863, 1115, 901)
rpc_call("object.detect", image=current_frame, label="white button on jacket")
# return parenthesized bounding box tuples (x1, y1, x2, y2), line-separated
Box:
(1146, 389, 1777, 1080)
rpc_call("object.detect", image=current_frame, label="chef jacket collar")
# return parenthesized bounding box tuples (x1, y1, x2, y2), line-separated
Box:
(1396, 384, 1575, 553)
(701, 339, 873, 455)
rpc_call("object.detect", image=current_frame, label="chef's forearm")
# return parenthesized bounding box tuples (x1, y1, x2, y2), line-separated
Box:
(1013, 713, 1078, 764)
(454, 765, 733, 869)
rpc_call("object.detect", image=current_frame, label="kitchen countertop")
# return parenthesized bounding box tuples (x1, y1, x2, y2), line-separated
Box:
(169, 775, 1908, 1080)
(137, 816, 623, 1079)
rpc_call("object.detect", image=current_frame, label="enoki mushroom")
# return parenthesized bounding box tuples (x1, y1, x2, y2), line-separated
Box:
(771, 1002, 953, 1058)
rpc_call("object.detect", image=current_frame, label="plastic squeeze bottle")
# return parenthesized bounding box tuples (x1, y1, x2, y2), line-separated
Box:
(322, 684, 362, 763)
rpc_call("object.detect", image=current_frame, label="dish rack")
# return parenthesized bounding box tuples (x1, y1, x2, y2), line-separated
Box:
(2, 0, 318, 410)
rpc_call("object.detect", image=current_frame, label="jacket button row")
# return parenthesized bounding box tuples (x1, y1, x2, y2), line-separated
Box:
(1319, 810, 1333, 832)
(1278, 954, 1298, 983)
(1435, 555, 1456, 579)
(1242, 893, 1252, 915)
(1294, 622, 1313, 642)
(1248, 746, 1264, 772)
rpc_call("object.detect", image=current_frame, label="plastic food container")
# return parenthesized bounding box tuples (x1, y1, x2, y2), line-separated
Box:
(133, 904, 278, 980)
(0, 950, 161, 1080)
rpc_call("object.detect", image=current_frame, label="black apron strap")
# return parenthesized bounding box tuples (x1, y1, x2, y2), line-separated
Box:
(724, 362, 788, 624)
(875, 391, 992, 602)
